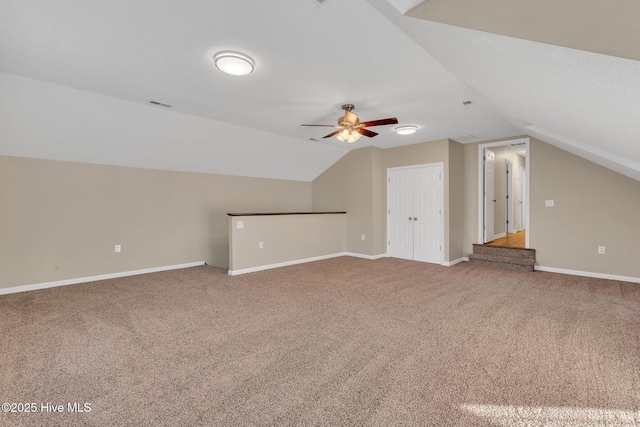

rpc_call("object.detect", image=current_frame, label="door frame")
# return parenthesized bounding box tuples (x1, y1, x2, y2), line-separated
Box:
(483, 148, 495, 243)
(387, 163, 445, 264)
(505, 158, 513, 234)
(515, 163, 524, 232)
(477, 138, 530, 247)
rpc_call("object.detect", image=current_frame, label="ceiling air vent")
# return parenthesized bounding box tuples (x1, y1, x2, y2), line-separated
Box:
(149, 100, 172, 108)
(309, 0, 328, 6)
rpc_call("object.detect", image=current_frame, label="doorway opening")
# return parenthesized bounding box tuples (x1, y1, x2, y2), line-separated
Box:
(486, 230, 526, 248)
(478, 138, 530, 248)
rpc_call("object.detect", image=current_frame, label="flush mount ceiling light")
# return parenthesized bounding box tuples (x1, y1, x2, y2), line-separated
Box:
(213, 51, 255, 76)
(395, 125, 417, 135)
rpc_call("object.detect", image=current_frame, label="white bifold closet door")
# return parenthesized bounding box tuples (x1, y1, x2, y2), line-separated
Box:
(387, 165, 443, 264)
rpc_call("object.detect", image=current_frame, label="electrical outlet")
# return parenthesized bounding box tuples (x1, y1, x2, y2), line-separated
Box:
(259, 241, 264, 249)
(598, 246, 605, 254)
(545, 200, 555, 207)
(115, 245, 121, 253)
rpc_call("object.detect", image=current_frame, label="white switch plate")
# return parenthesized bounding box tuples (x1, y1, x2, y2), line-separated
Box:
(545, 200, 555, 207)
(598, 246, 605, 254)
(115, 245, 121, 253)
(259, 241, 264, 249)
(237, 221, 244, 229)
(361, 235, 365, 241)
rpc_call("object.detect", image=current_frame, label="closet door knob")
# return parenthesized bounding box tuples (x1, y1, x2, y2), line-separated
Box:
(408, 217, 412, 220)
(413, 217, 417, 220)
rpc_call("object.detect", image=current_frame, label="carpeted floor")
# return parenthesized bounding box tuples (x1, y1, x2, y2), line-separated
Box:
(1, 257, 639, 426)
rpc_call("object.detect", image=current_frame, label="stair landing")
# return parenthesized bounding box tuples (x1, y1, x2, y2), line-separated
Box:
(468, 244, 536, 272)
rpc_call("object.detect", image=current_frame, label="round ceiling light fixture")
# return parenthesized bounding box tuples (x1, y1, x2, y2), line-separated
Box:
(214, 51, 255, 76)
(395, 125, 417, 135)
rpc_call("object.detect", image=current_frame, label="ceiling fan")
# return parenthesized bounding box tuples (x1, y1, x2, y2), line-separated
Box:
(301, 104, 398, 143)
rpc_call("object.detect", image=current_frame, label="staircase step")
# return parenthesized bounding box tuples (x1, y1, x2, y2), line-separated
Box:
(468, 253, 535, 272)
(472, 244, 536, 259)
(468, 252, 535, 265)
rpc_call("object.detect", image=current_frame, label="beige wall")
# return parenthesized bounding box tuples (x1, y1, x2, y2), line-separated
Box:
(5, 132, 639, 289)
(462, 137, 640, 278)
(228, 214, 346, 272)
(462, 141, 480, 253)
(371, 147, 387, 255)
(530, 140, 640, 277)
(312, 139, 464, 263)
(0, 155, 311, 289)
(312, 148, 377, 256)
(448, 140, 465, 261)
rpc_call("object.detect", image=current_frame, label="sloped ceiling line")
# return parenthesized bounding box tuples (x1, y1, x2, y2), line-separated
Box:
(372, 0, 640, 181)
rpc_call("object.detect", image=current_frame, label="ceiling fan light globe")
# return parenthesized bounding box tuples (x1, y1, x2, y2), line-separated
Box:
(347, 131, 362, 143)
(336, 128, 361, 143)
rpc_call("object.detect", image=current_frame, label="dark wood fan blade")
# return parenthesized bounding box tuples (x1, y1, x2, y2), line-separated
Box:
(300, 124, 337, 127)
(359, 117, 398, 127)
(322, 130, 341, 139)
(357, 128, 378, 138)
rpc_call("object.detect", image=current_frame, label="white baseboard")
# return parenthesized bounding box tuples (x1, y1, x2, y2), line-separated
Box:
(345, 252, 388, 260)
(229, 252, 479, 276)
(228, 252, 389, 276)
(442, 257, 466, 267)
(493, 232, 506, 240)
(0, 261, 206, 296)
(535, 265, 640, 283)
(229, 253, 344, 276)
(461, 256, 638, 283)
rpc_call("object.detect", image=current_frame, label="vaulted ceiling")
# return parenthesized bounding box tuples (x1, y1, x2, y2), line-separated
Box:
(1, 0, 638, 181)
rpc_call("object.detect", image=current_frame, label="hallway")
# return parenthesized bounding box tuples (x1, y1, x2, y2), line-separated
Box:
(486, 230, 526, 248)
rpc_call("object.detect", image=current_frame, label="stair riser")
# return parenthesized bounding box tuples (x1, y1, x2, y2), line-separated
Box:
(468, 253, 535, 267)
(468, 258, 535, 272)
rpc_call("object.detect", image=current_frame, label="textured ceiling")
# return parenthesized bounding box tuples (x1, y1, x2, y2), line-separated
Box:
(0, 0, 638, 181)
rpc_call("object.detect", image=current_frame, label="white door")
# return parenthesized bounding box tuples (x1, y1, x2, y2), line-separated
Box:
(505, 159, 513, 234)
(388, 165, 443, 264)
(413, 166, 442, 263)
(515, 164, 523, 232)
(484, 149, 495, 243)
(388, 170, 414, 260)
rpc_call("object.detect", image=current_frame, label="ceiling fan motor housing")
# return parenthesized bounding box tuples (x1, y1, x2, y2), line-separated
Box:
(339, 110, 359, 127)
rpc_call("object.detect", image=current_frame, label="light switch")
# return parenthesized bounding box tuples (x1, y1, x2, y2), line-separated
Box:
(545, 200, 555, 207)
(237, 221, 244, 229)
